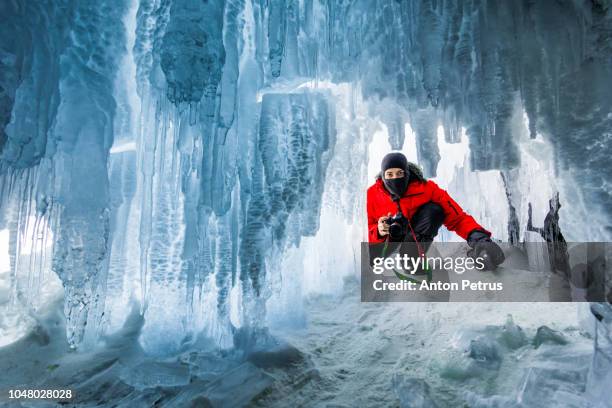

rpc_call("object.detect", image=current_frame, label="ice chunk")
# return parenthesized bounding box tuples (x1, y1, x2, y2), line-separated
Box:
(188, 356, 238, 382)
(462, 391, 517, 408)
(518, 366, 588, 407)
(532, 326, 568, 348)
(499, 315, 527, 350)
(468, 337, 502, 369)
(247, 343, 305, 369)
(165, 362, 273, 407)
(392, 374, 439, 408)
(587, 303, 612, 407)
(119, 361, 191, 390)
(204, 362, 274, 406)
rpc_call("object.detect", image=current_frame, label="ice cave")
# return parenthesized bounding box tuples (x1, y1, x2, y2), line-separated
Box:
(0, 0, 611, 406)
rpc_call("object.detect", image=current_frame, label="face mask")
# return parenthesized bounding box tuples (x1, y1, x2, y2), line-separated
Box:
(383, 175, 409, 200)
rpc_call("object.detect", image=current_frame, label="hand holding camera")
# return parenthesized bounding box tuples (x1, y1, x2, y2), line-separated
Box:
(377, 212, 392, 236)
(378, 212, 408, 241)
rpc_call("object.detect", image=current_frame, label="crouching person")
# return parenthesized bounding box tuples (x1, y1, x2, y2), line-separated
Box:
(367, 152, 505, 270)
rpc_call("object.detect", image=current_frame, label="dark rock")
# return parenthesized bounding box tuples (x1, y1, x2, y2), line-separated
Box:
(533, 326, 568, 348)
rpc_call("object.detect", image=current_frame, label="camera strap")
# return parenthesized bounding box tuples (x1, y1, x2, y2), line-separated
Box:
(393, 198, 426, 259)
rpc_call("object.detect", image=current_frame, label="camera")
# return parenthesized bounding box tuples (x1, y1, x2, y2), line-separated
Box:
(384, 212, 407, 241)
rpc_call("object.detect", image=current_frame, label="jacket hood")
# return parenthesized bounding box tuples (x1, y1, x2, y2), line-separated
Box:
(375, 161, 426, 183)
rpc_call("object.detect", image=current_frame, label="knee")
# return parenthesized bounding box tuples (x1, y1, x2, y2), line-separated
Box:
(420, 202, 445, 221)
(411, 202, 446, 238)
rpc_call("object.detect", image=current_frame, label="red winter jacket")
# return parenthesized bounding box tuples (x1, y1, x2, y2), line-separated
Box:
(367, 176, 489, 243)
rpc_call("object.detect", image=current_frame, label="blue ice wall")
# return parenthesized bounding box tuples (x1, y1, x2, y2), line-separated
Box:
(1, 0, 127, 347)
(1, 0, 611, 350)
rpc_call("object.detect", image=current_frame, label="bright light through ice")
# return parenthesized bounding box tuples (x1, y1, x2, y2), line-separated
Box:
(0, 229, 9, 273)
(433, 125, 469, 186)
(367, 127, 392, 180)
(18, 216, 54, 256)
(110, 141, 137, 154)
(367, 122, 423, 180)
(256, 79, 338, 103)
(401, 123, 419, 163)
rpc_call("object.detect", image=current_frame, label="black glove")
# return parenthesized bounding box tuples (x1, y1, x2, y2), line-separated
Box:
(467, 230, 505, 270)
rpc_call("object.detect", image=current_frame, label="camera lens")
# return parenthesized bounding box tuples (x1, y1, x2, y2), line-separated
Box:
(389, 222, 403, 239)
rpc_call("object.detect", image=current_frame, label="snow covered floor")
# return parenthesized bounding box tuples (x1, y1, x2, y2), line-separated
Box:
(0, 277, 594, 408)
(260, 277, 593, 407)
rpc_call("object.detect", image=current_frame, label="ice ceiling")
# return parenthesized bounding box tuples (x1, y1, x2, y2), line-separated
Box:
(0, 0, 611, 351)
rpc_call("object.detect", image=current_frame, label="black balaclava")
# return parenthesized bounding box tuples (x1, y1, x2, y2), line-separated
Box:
(381, 152, 410, 200)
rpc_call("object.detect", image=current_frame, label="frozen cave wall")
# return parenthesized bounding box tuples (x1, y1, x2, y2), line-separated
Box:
(0, 0, 611, 352)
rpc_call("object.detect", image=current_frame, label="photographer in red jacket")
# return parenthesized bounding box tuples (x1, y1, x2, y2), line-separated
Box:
(367, 152, 505, 269)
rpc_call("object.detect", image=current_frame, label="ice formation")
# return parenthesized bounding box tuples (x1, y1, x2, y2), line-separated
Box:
(1, 1, 611, 404)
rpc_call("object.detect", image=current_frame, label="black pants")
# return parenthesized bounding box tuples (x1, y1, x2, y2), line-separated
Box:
(402, 201, 446, 244)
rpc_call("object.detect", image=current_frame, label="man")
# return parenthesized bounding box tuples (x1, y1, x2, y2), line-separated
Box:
(367, 152, 505, 269)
